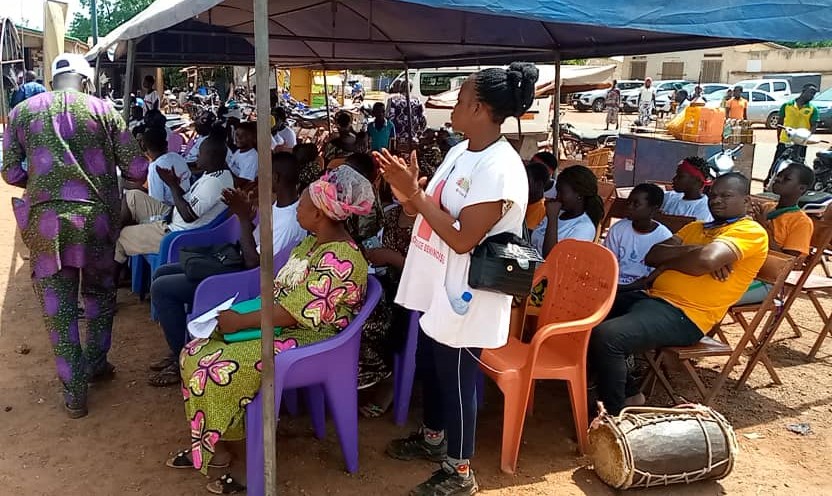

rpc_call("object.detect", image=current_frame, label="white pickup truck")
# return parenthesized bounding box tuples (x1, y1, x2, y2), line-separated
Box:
(735, 74, 821, 100)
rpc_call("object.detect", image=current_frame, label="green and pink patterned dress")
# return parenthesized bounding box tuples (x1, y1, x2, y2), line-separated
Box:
(179, 236, 368, 472)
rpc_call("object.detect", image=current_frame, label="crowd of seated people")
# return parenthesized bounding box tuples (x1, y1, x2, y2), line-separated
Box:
(113, 97, 814, 494)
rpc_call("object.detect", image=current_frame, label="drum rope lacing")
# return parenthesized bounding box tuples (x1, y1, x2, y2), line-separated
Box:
(610, 405, 738, 488)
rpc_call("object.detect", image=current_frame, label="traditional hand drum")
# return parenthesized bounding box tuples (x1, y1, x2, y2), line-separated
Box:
(588, 404, 738, 489)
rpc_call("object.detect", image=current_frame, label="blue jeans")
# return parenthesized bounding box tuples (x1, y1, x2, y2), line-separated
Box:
(150, 263, 200, 356)
(589, 291, 702, 415)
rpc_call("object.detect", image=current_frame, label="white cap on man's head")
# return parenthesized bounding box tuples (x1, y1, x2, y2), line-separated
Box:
(52, 53, 94, 79)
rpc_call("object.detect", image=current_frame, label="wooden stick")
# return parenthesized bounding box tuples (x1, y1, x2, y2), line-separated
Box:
(253, 0, 277, 492)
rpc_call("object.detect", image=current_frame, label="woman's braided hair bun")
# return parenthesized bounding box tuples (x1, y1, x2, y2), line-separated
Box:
(474, 62, 540, 123)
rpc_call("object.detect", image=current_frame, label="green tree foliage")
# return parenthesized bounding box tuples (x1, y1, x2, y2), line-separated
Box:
(779, 41, 832, 48)
(68, 0, 154, 42)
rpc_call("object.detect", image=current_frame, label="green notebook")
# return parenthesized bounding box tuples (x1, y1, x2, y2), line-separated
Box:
(222, 297, 283, 343)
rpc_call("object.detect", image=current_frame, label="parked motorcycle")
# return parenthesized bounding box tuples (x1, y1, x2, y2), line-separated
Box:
(766, 126, 827, 190)
(812, 148, 832, 193)
(706, 143, 745, 178)
(558, 122, 617, 158)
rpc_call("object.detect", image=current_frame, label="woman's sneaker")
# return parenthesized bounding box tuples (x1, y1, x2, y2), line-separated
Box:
(386, 429, 447, 462)
(409, 465, 478, 496)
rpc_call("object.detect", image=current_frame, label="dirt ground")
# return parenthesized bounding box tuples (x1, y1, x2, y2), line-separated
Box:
(2, 115, 832, 495)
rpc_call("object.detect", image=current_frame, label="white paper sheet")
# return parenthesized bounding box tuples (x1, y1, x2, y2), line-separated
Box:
(187, 293, 238, 338)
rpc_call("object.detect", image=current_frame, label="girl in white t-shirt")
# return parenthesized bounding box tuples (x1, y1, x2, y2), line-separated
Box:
(539, 165, 604, 257)
(375, 63, 539, 495)
(529, 165, 603, 307)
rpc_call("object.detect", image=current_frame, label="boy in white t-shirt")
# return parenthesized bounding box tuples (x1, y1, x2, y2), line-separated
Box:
(604, 183, 673, 291)
(142, 126, 191, 207)
(271, 107, 297, 152)
(661, 156, 713, 222)
(228, 121, 259, 184)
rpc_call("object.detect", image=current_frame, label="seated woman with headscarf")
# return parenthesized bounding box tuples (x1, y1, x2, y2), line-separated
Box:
(167, 166, 375, 494)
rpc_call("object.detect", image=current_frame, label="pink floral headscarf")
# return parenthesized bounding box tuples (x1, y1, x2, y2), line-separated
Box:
(308, 165, 374, 221)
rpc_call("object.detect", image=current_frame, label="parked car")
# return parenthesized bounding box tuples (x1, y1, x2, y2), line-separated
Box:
(623, 80, 695, 113)
(814, 87, 832, 130)
(571, 80, 643, 112)
(734, 74, 821, 100)
(680, 83, 732, 97)
(706, 89, 786, 128)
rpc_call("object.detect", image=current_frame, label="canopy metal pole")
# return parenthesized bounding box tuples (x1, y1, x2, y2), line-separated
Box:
(123, 39, 136, 123)
(253, 0, 277, 492)
(94, 55, 101, 97)
(404, 64, 413, 152)
(323, 69, 332, 133)
(552, 53, 561, 156)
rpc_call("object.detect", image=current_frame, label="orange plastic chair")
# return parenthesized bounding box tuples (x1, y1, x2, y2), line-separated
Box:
(480, 239, 618, 474)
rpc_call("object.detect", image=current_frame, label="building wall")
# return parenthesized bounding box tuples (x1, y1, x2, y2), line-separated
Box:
(622, 44, 832, 88)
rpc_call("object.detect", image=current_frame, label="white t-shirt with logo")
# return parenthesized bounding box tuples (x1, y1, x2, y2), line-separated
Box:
(148, 152, 191, 206)
(661, 191, 713, 222)
(603, 219, 673, 284)
(168, 169, 234, 231)
(395, 138, 529, 349)
(530, 212, 596, 254)
(253, 201, 307, 254)
(229, 148, 259, 181)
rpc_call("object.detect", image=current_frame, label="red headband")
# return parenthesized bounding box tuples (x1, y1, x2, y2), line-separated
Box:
(678, 160, 711, 186)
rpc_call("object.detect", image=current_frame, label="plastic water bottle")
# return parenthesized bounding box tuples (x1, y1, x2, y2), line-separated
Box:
(449, 291, 473, 315)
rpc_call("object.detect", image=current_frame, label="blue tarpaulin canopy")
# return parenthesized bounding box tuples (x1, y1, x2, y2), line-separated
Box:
(86, 0, 831, 67)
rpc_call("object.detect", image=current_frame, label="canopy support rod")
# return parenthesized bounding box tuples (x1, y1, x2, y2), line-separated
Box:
(123, 39, 136, 123)
(94, 54, 101, 97)
(254, 0, 278, 492)
(324, 69, 332, 133)
(552, 52, 561, 156)
(404, 64, 413, 152)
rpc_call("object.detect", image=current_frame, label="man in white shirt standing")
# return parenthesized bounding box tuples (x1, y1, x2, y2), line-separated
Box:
(142, 75, 160, 114)
(637, 78, 656, 126)
(271, 107, 297, 153)
(147, 152, 306, 385)
(114, 135, 234, 269)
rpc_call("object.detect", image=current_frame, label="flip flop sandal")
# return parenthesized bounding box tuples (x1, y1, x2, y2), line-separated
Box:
(149, 355, 177, 372)
(206, 474, 246, 494)
(148, 364, 181, 388)
(165, 449, 230, 470)
(359, 403, 387, 419)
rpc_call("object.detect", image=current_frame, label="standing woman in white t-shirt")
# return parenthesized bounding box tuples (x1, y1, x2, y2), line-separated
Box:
(375, 62, 539, 495)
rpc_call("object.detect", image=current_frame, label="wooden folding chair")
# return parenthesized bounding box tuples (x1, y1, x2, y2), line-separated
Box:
(642, 250, 795, 405)
(777, 214, 832, 346)
(595, 181, 618, 242)
(654, 212, 696, 234)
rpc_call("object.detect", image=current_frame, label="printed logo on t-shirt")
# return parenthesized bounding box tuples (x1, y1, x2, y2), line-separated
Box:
(455, 176, 471, 197)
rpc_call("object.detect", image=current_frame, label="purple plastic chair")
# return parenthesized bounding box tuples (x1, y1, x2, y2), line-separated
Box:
(131, 209, 231, 299)
(147, 213, 239, 320)
(392, 310, 420, 426)
(245, 276, 382, 496)
(187, 245, 296, 323)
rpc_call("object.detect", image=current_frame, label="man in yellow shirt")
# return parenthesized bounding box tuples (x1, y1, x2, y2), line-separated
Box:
(768, 84, 819, 184)
(725, 86, 748, 120)
(590, 173, 768, 414)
